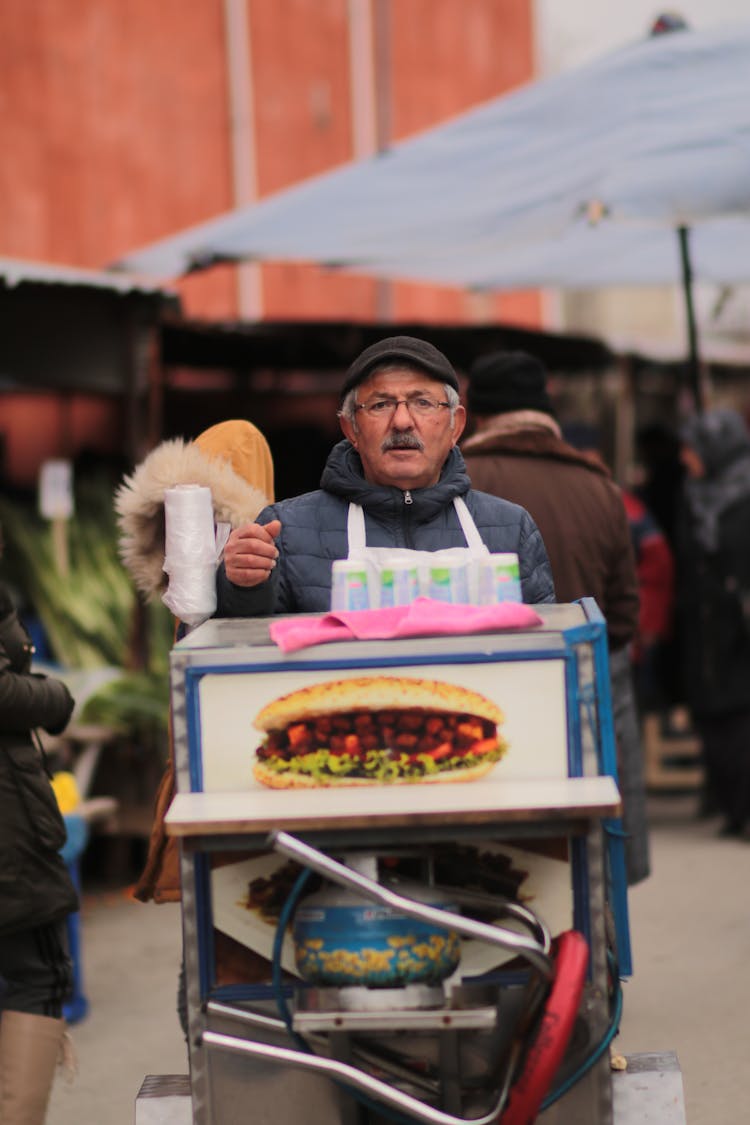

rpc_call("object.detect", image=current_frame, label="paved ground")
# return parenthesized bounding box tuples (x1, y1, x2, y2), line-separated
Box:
(47, 794, 748, 1125)
(615, 795, 749, 1125)
(47, 889, 186, 1125)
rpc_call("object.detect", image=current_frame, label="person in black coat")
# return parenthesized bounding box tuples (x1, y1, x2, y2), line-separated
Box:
(677, 408, 750, 836)
(0, 559, 77, 1125)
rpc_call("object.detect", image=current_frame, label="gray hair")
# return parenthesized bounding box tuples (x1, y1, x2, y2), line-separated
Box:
(339, 378, 460, 430)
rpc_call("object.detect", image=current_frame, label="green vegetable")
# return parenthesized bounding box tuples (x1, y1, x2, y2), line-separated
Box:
(261, 744, 505, 781)
(0, 479, 172, 756)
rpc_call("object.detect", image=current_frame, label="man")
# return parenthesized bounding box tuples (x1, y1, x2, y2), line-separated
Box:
(461, 350, 647, 884)
(218, 335, 554, 615)
(462, 351, 638, 649)
(677, 408, 750, 837)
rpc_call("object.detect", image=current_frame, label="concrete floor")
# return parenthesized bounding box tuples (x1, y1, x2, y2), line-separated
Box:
(46, 794, 748, 1125)
(47, 889, 186, 1125)
(615, 795, 749, 1125)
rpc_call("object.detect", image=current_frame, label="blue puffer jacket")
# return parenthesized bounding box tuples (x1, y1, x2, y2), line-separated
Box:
(217, 440, 555, 615)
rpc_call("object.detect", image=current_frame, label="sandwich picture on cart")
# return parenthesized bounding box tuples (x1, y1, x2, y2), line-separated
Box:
(252, 675, 508, 789)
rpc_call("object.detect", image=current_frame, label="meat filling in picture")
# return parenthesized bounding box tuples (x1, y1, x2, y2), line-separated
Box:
(252, 677, 508, 787)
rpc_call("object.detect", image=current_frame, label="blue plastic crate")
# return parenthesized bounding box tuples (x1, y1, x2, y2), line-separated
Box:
(61, 815, 89, 1024)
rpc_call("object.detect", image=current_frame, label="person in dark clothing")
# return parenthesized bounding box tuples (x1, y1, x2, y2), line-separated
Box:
(218, 336, 555, 616)
(633, 422, 686, 710)
(635, 421, 685, 550)
(621, 488, 675, 714)
(461, 350, 648, 885)
(0, 554, 77, 1124)
(677, 407, 750, 837)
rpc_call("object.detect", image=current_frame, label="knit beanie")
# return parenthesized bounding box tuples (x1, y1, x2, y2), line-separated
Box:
(467, 351, 554, 417)
(341, 336, 459, 399)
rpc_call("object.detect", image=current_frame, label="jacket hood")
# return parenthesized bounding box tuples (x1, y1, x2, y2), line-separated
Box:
(320, 440, 471, 520)
(116, 420, 273, 599)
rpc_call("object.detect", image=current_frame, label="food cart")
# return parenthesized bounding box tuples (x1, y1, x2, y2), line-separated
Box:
(137, 600, 686, 1124)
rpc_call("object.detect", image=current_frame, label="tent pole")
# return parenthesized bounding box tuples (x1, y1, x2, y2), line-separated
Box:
(677, 225, 703, 412)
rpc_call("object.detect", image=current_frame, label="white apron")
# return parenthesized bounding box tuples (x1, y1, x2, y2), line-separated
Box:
(346, 497, 489, 605)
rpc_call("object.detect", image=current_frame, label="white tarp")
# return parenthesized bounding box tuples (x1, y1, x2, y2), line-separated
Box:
(113, 22, 750, 292)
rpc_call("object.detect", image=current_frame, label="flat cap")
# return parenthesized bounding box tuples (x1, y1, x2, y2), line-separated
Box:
(341, 335, 459, 399)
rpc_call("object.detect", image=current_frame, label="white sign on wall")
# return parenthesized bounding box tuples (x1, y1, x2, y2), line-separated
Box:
(38, 459, 74, 520)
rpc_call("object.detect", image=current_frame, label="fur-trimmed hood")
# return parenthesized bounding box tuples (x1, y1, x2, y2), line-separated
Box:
(115, 420, 273, 599)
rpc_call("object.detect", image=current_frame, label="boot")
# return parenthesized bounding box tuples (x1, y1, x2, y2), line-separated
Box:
(0, 1010, 65, 1125)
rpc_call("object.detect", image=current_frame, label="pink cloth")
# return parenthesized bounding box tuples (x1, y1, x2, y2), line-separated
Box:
(269, 597, 543, 653)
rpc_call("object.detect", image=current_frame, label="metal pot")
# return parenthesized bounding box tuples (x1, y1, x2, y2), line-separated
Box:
(292, 870, 460, 989)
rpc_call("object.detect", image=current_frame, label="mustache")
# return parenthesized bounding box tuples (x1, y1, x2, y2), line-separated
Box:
(381, 433, 424, 453)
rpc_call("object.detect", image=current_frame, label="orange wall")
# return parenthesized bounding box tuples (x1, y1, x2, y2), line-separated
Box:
(0, 0, 539, 327)
(1, 396, 121, 490)
(254, 0, 540, 326)
(0, 0, 236, 316)
(388, 0, 538, 326)
(250, 0, 379, 319)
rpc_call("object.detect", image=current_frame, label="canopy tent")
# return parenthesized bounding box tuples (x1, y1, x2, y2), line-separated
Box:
(114, 20, 750, 279)
(114, 20, 750, 404)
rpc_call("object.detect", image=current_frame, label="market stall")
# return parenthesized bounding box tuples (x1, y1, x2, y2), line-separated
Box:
(142, 599, 683, 1124)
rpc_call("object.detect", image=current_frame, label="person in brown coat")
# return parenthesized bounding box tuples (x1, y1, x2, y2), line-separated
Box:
(461, 350, 648, 884)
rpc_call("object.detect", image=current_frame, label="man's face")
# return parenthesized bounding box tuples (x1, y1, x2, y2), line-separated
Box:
(339, 368, 466, 490)
(680, 444, 705, 479)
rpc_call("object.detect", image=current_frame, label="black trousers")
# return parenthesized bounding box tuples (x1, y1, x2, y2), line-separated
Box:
(0, 920, 72, 1017)
(695, 711, 750, 832)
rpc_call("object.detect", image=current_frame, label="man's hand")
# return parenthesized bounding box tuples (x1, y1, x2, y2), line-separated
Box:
(223, 519, 281, 587)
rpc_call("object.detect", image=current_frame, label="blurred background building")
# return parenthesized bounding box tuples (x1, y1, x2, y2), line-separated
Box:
(1, 0, 535, 490)
(2, 0, 749, 491)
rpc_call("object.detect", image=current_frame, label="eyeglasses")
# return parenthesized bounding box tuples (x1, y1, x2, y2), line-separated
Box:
(354, 395, 451, 420)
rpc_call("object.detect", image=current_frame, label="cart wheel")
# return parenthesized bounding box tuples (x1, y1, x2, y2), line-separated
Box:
(500, 929, 589, 1125)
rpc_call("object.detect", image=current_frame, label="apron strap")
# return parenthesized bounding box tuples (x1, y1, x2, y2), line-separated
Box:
(453, 496, 487, 552)
(349, 497, 485, 554)
(347, 503, 367, 555)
